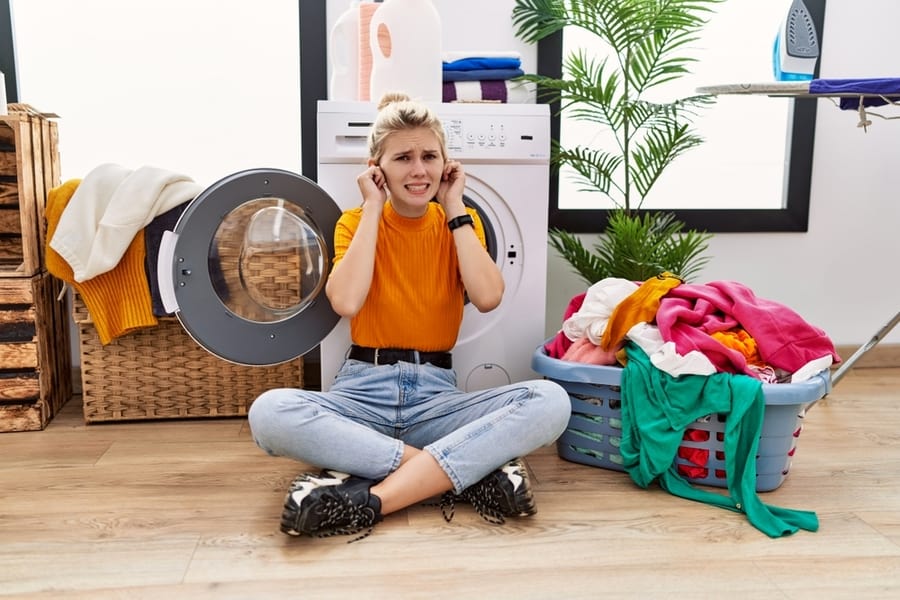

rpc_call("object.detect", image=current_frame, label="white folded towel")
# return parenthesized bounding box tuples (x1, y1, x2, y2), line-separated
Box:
(443, 80, 536, 104)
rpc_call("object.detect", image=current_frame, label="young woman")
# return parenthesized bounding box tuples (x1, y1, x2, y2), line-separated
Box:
(248, 92, 571, 540)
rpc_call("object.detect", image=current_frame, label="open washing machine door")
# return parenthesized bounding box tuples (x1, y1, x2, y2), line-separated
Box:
(156, 168, 342, 366)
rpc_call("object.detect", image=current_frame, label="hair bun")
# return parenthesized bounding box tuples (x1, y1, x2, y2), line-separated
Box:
(377, 92, 412, 110)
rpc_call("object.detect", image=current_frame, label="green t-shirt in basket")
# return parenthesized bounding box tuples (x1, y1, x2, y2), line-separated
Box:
(619, 343, 819, 537)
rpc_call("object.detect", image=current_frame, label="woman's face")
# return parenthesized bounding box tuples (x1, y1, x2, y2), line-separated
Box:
(373, 126, 444, 217)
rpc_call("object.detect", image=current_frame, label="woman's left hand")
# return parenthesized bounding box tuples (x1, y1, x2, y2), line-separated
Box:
(437, 159, 466, 213)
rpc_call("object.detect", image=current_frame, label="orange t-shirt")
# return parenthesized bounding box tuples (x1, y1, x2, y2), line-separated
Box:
(332, 201, 485, 351)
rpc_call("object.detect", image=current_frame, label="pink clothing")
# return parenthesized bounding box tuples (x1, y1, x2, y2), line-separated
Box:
(544, 292, 586, 358)
(656, 281, 840, 376)
(560, 336, 619, 366)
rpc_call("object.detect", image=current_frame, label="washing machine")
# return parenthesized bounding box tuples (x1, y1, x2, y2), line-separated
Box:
(316, 100, 550, 391)
(153, 101, 549, 393)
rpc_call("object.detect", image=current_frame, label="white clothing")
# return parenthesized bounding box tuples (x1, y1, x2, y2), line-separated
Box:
(50, 163, 203, 282)
(626, 322, 717, 377)
(562, 278, 638, 345)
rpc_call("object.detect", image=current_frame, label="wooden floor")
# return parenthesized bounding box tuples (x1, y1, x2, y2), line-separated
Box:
(1, 368, 899, 600)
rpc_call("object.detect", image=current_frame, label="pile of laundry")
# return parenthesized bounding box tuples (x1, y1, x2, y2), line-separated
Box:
(544, 273, 840, 537)
(441, 51, 535, 103)
(545, 273, 840, 384)
(45, 163, 199, 345)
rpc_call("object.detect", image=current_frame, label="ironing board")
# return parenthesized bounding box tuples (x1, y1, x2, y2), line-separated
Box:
(696, 78, 900, 386)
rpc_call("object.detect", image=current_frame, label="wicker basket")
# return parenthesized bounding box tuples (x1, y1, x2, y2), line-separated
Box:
(74, 295, 303, 423)
(532, 344, 830, 492)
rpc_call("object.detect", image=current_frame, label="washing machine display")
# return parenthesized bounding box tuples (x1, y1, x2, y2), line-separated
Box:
(316, 101, 551, 391)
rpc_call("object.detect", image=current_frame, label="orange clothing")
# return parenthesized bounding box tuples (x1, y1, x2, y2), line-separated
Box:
(711, 328, 766, 367)
(332, 201, 485, 351)
(600, 272, 682, 351)
(45, 179, 158, 344)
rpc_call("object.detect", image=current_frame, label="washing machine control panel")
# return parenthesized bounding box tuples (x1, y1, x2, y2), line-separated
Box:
(443, 115, 550, 162)
(317, 101, 551, 165)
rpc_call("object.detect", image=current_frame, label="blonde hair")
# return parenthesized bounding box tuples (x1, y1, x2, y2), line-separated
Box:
(368, 92, 448, 164)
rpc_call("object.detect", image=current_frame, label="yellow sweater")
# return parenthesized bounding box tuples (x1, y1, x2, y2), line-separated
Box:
(45, 179, 158, 345)
(333, 201, 485, 352)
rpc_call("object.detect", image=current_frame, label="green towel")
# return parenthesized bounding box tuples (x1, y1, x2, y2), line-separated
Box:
(620, 343, 818, 537)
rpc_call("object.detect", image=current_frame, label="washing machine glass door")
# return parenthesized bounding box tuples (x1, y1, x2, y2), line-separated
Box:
(157, 168, 342, 366)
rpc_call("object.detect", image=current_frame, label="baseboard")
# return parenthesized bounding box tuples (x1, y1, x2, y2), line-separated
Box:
(834, 343, 900, 369)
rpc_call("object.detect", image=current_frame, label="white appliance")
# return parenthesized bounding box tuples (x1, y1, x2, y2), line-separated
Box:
(316, 100, 551, 391)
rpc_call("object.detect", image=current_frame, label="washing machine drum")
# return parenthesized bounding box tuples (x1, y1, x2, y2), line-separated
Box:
(157, 168, 342, 366)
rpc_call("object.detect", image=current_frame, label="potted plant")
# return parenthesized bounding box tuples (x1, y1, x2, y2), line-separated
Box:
(511, 0, 724, 284)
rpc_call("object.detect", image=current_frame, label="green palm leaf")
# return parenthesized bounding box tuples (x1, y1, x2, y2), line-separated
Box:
(514, 0, 722, 283)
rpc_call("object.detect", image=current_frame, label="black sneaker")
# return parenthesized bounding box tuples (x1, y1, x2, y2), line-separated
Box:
(286, 469, 339, 493)
(280, 470, 383, 540)
(439, 458, 537, 525)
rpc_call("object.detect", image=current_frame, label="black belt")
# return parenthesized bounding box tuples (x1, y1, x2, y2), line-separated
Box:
(348, 345, 453, 369)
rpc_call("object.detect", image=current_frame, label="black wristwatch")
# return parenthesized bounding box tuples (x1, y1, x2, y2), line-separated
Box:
(447, 214, 474, 231)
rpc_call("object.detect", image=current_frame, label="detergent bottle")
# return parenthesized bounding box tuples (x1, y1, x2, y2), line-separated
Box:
(773, 0, 820, 81)
(368, 0, 442, 103)
(328, 1, 361, 100)
(357, 0, 382, 100)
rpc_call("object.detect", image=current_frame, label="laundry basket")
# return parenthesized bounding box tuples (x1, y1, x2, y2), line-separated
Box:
(532, 345, 831, 492)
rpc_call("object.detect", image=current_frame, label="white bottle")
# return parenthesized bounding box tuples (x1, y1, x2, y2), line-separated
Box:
(368, 0, 442, 103)
(328, 2, 360, 101)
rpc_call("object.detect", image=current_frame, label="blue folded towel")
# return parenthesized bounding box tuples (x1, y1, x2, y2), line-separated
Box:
(442, 57, 522, 71)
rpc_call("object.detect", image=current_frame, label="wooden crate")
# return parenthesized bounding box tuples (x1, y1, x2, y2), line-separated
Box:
(0, 105, 60, 278)
(0, 271, 73, 432)
(73, 295, 304, 423)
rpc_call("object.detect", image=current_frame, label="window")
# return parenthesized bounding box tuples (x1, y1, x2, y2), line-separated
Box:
(537, 0, 826, 232)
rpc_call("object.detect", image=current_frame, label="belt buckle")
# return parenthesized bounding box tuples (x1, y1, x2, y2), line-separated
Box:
(373, 348, 381, 366)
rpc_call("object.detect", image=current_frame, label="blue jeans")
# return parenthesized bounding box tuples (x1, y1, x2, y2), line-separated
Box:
(248, 359, 572, 493)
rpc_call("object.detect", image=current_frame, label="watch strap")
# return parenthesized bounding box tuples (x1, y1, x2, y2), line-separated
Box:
(447, 214, 475, 231)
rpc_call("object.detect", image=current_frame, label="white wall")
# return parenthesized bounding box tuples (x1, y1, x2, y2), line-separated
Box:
(11, 0, 302, 365)
(11, 0, 302, 187)
(11, 0, 899, 353)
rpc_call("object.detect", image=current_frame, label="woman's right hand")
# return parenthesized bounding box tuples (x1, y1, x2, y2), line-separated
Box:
(328, 164, 387, 317)
(357, 164, 388, 206)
